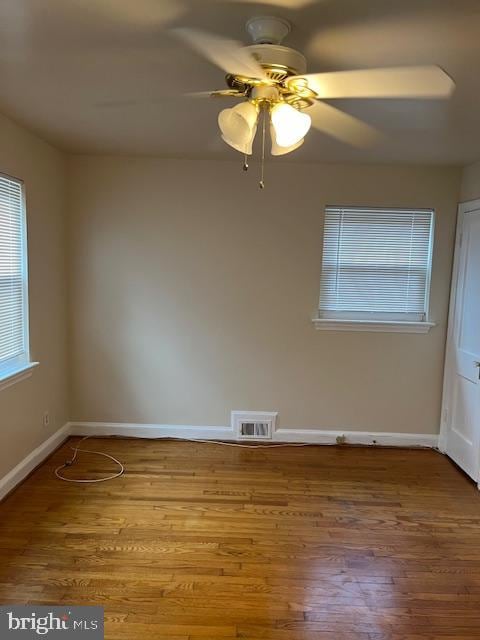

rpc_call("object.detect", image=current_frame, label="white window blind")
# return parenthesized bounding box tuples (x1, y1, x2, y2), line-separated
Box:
(0, 174, 30, 377)
(319, 207, 434, 322)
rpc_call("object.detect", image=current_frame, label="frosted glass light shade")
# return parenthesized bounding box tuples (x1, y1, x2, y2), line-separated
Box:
(218, 102, 259, 155)
(271, 102, 311, 148)
(270, 124, 304, 155)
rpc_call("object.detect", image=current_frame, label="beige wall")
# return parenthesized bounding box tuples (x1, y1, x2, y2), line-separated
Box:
(0, 113, 68, 479)
(68, 156, 461, 434)
(460, 160, 480, 201)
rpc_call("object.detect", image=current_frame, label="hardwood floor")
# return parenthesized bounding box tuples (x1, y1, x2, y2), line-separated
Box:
(1, 438, 480, 639)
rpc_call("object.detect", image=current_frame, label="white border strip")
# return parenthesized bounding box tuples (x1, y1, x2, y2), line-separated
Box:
(0, 423, 70, 501)
(68, 422, 438, 448)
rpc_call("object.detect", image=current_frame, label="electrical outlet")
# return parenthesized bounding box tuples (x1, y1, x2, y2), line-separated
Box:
(43, 412, 50, 428)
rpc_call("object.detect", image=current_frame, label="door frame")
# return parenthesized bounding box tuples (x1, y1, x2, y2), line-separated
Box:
(439, 199, 480, 484)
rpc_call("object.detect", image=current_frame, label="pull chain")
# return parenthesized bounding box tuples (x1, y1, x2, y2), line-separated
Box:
(243, 154, 249, 171)
(259, 104, 267, 189)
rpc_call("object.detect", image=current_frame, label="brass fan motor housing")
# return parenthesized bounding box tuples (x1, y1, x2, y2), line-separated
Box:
(224, 44, 316, 110)
(225, 72, 315, 110)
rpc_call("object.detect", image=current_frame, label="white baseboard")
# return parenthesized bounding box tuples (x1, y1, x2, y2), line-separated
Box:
(68, 421, 438, 449)
(68, 422, 233, 441)
(273, 428, 438, 448)
(437, 432, 447, 454)
(0, 423, 70, 501)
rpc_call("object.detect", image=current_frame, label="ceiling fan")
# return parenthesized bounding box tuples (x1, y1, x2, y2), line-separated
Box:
(176, 16, 455, 184)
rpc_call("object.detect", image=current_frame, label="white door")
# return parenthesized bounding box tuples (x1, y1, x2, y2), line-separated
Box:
(441, 201, 480, 482)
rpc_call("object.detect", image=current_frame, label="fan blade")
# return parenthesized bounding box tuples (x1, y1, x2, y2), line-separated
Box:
(173, 27, 266, 80)
(93, 89, 243, 110)
(226, 0, 318, 6)
(288, 66, 455, 99)
(307, 101, 381, 147)
(185, 90, 244, 98)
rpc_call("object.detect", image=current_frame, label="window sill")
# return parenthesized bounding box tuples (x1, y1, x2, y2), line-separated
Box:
(0, 362, 39, 392)
(312, 318, 435, 334)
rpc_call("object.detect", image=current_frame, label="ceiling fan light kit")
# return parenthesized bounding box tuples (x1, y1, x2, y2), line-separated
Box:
(270, 124, 304, 156)
(219, 84, 310, 157)
(218, 102, 259, 155)
(177, 15, 455, 187)
(270, 102, 311, 147)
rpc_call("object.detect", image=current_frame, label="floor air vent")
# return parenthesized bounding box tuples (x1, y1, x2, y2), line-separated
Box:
(239, 422, 270, 439)
(231, 411, 277, 441)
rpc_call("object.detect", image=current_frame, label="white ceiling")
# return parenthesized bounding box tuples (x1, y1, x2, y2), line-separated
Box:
(1, 0, 480, 165)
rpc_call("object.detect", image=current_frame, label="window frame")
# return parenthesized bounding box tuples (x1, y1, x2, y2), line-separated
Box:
(313, 205, 436, 334)
(0, 171, 37, 390)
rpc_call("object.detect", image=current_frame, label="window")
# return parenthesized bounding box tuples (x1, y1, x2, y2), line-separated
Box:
(314, 206, 435, 333)
(0, 173, 35, 385)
